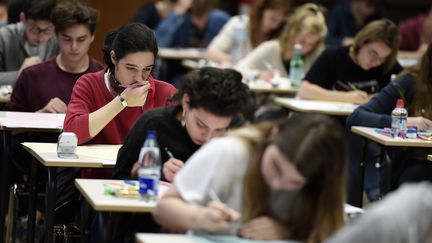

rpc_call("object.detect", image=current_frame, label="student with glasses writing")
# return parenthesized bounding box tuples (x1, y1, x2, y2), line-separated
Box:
(299, 19, 402, 105)
(0, 0, 58, 85)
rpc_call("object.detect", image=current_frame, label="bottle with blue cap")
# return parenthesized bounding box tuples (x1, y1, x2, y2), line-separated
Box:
(138, 130, 161, 201)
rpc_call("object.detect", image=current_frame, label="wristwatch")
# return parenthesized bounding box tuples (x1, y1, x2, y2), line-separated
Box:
(118, 95, 128, 107)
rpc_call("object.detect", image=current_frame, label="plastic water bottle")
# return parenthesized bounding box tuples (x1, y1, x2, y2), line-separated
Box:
(391, 99, 408, 139)
(138, 130, 161, 201)
(289, 44, 304, 88)
(230, 16, 249, 63)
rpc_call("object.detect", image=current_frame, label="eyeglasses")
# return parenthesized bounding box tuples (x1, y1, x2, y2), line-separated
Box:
(366, 47, 388, 65)
(28, 26, 54, 36)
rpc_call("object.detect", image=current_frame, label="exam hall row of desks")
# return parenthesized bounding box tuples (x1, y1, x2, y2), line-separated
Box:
(0, 98, 429, 243)
(0, 49, 424, 242)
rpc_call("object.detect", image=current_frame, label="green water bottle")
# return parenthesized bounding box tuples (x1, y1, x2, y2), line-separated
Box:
(289, 44, 304, 88)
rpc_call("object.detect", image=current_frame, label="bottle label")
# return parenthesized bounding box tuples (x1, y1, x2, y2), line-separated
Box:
(139, 176, 158, 199)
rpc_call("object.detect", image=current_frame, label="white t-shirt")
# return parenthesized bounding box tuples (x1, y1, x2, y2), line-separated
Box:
(174, 136, 251, 235)
(207, 15, 252, 55)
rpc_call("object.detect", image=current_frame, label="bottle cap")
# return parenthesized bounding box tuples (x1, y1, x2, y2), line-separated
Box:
(396, 99, 404, 107)
(146, 130, 157, 139)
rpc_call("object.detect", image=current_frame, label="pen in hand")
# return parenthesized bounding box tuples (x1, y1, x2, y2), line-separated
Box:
(164, 147, 175, 158)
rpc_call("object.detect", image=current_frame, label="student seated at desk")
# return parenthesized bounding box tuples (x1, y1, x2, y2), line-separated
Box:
(0, 0, 58, 85)
(235, 3, 326, 82)
(206, 0, 291, 63)
(113, 67, 252, 182)
(325, 0, 388, 47)
(59, 23, 176, 214)
(155, 0, 229, 84)
(347, 42, 432, 192)
(4, 0, 102, 188)
(299, 19, 402, 105)
(154, 113, 347, 242)
(325, 182, 432, 243)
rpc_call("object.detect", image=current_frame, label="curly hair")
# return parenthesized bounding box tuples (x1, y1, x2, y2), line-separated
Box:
(171, 67, 252, 117)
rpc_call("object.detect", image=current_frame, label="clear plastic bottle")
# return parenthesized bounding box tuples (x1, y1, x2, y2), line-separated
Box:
(391, 99, 408, 139)
(289, 44, 304, 88)
(230, 16, 249, 63)
(138, 130, 161, 201)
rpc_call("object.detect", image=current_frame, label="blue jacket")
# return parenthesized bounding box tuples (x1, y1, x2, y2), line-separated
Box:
(326, 2, 388, 46)
(156, 9, 229, 48)
(346, 75, 415, 128)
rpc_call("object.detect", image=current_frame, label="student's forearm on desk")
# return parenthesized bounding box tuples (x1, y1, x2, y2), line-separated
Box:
(299, 81, 361, 103)
(154, 192, 204, 231)
(88, 97, 124, 138)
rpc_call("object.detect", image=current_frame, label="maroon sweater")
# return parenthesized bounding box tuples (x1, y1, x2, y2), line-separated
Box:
(5, 57, 104, 112)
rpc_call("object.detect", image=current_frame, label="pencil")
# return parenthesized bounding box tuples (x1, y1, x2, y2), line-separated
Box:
(208, 188, 221, 202)
(348, 82, 358, 91)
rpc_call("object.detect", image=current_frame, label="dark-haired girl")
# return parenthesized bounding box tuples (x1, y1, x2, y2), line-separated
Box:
(113, 67, 252, 181)
(63, 22, 175, 182)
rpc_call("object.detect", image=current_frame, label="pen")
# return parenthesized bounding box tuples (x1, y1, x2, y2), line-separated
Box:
(336, 80, 351, 91)
(164, 147, 175, 159)
(208, 188, 221, 202)
(120, 82, 145, 89)
(348, 82, 358, 91)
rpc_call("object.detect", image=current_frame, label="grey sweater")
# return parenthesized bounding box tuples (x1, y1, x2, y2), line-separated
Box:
(326, 182, 432, 243)
(0, 22, 58, 85)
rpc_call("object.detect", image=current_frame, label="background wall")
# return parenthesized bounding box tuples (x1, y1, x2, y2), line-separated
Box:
(87, 0, 150, 62)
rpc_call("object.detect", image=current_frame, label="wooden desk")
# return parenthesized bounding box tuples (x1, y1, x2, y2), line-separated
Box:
(159, 48, 207, 60)
(76, 179, 169, 242)
(249, 80, 298, 95)
(274, 98, 357, 116)
(22, 142, 119, 243)
(135, 233, 298, 243)
(0, 112, 65, 243)
(75, 179, 169, 213)
(351, 126, 432, 147)
(351, 126, 432, 207)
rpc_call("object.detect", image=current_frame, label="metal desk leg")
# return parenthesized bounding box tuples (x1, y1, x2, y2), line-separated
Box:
(81, 200, 92, 243)
(0, 131, 11, 243)
(45, 167, 57, 243)
(380, 146, 392, 195)
(358, 138, 368, 208)
(27, 158, 38, 243)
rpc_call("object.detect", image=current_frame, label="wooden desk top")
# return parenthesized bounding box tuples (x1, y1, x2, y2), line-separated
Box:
(135, 233, 298, 243)
(274, 98, 357, 116)
(351, 126, 432, 147)
(249, 80, 298, 94)
(0, 111, 64, 132)
(159, 48, 207, 60)
(75, 179, 170, 212)
(22, 142, 120, 167)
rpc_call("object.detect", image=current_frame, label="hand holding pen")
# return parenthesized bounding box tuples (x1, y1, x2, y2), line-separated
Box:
(162, 147, 184, 182)
(194, 188, 240, 232)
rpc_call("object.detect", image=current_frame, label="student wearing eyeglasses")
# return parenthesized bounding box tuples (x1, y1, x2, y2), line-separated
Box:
(299, 19, 403, 105)
(0, 0, 59, 85)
